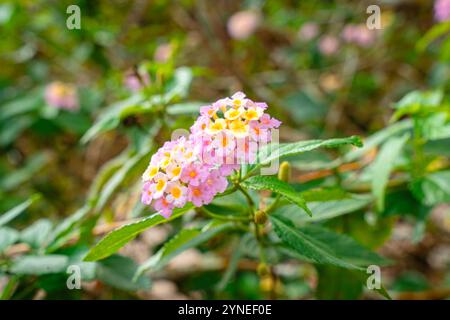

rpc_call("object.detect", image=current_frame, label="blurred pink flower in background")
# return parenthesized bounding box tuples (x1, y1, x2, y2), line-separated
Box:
(434, 0, 450, 22)
(342, 24, 376, 48)
(124, 69, 151, 92)
(154, 43, 173, 62)
(298, 22, 319, 41)
(45, 82, 79, 111)
(318, 35, 339, 56)
(227, 10, 261, 40)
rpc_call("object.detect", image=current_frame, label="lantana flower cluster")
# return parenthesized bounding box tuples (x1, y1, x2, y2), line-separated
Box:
(141, 92, 281, 218)
(190, 91, 281, 166)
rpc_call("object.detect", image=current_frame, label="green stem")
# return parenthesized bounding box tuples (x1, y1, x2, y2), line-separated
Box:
(236, 184, 255, 209)
(265, 194, 281, 214)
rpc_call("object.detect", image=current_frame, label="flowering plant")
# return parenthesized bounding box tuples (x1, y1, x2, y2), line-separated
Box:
(82, 89, 400, 299)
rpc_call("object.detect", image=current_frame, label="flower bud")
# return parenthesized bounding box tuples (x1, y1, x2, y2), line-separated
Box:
(259, 275, 274, 293)
(278, 161, 291, 182)
(257, 263, 270, 277)
(254, 210, 268, 225)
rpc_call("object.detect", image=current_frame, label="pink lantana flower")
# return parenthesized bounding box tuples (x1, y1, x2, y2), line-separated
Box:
(180, 163, 208, 186)
(259, 114, 281, 129)
(166, 182, 188, 207)
(435, 0, 450, 22)
(141, 181, 154, 205)
(204, 170, 228, 194)
(188, 185, 214, 207)
(45, 82, 79, 111)
(153, 197, 174, 218)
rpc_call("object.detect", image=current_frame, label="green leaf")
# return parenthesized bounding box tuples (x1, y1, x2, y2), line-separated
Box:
(390, 271, 430, 292)
(271, 215, 388, 270)
(135, 222, 234, 277)
(84, 204, 194, 262)
(424, 137, 450, 156)
(0, 195, 40, 228)
(273, 195, 371, 224)
(20, 219, 53, 249)
(164, 67, 193, 100)
(0, 275, 19, 300)
(0, 227, 19, 252)
(343, 120, 412, 162)
(369, 134, 409, 211)
(96, 255, 150, 291)
(10, 255, 69, 275)
(258, 136, 363, 167)
(410, 170, 450, 206)
(347, 213, 395, 249)
(94, 146, 152, 213)
(81, 67, 193, 144)
(316, 266, 391, 300)
(300, 188, 352, 202)
(0, 116, 33, 147)
(46, 206, 91, 252)
(417, 21, 450, 52)
(81, 93, 145, 144)
(316, 266, 364, 299)
(0, 153, 48, 192)
(0, 88, 43, 121)
(242, 176, 312, 216)
(86, 154, 128, 205)
(392, 90, 445, 121)
(418, 113, 450, 140)
(166, 102, 204, 115)
(394, 90, 443, 110)
(216, 235, 250, 291)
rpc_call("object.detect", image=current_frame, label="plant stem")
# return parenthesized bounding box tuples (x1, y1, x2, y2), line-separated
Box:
(265, 195, 281, 214)
(236, 184, 255, 209)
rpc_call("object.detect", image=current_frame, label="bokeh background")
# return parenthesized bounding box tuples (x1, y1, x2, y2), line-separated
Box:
(0, 0, 449, 299)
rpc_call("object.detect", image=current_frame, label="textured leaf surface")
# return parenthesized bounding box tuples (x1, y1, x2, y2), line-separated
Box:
(136, 222, 234, 276)
(274, 195, 371, 224)
(411, 170, 450, 206)
(258, 136, 362, 166)
(10, 255, 69, 275)
(84, 204, 194, 261)
(271, 215, 388, 270)
(242, 176, 312, 216)
(370, 134, 409, 211)
(0, 195, 40, 228)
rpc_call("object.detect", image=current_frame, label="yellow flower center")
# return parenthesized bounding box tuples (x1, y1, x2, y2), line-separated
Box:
(244, 108, 261, 121)
(156, 179, 166, 192)
(189, 170, 197, 178)
(171, 187, 181, 199)
(233, 99, 242, 107)
(211, 120, 226, 131)
(143, 166, 159, 180)
(160, 157, 170, 168)
(229, 120, 248, 136)
(53, 83, 74, 97)
(171, 166, 181, 177)
(192, 188, 202, 197)
(207, 109, 216, 117)
(225, 108, 242, 120)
